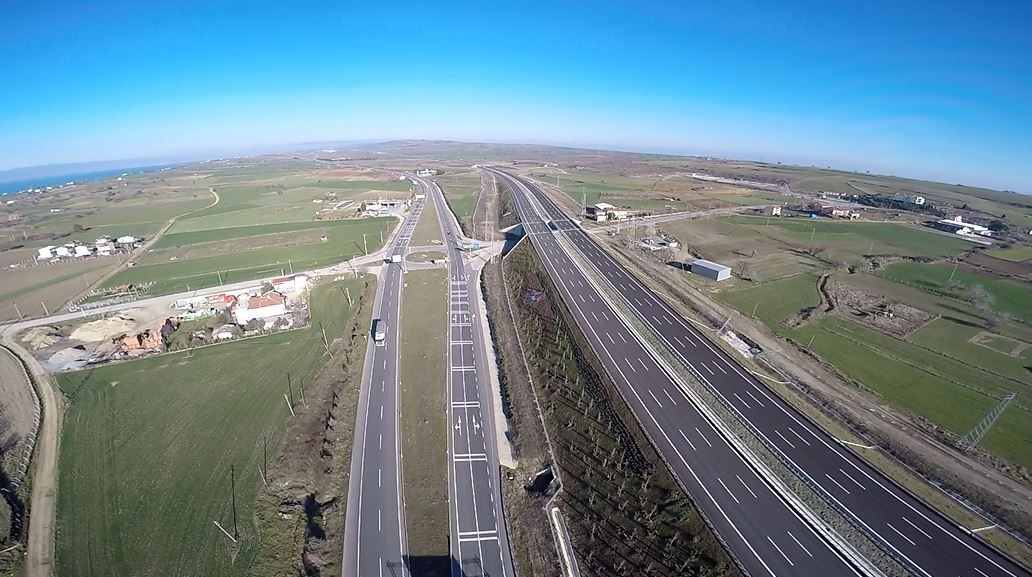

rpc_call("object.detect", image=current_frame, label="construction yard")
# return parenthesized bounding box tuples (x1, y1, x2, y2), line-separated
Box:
(53, 277, 367, 577)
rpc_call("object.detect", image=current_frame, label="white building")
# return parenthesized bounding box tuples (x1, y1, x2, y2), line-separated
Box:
(54, 246, 72, 258)
(932, 216, 993, 237)
(232, 291, 288, 325)
(37, 245, 56, 260)
(690, 259, 732, 282)
(74, 245, 92, 257)
(116, 235, 137, 244)
(271, 274, 309, 295)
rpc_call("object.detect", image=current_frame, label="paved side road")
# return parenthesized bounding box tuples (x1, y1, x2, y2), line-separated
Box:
(415, 174, 514, 577)
(341, 196, 427, 577)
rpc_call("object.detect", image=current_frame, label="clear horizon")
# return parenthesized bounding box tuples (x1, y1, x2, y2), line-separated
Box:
(2, 1, 1030, 192)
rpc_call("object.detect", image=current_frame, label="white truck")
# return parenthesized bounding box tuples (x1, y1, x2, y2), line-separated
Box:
(391, 254, 402, 263)
(373, 319, 386, 345)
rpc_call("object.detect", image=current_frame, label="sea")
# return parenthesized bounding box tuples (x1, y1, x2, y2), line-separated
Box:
(0, 163, 178, 195)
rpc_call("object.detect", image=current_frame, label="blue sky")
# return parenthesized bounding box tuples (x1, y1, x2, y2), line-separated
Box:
(1, 0, 1030, 191)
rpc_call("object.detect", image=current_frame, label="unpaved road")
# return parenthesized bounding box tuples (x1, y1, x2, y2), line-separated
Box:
(2, 337, 61, 577)
(0, 347, 36, 454)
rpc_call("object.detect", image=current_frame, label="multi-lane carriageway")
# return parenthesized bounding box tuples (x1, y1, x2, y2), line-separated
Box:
(493, 168, 1030, 577)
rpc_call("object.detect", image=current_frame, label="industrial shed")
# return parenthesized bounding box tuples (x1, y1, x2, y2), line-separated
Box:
(690, 259, 732, 281)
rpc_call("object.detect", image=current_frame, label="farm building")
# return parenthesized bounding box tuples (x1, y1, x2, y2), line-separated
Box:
(361, 199, 407, 213)
(932, 216, 993, 237)
(74, 245, 92, 257)
(272, 274, 309, 294)
(37, 245, 56, 259)
(232, 291, 287, 325)
(54, 246, 71, 258)
(116, 235, 137, 244)
(586, 202, 634, 222)
(690, 259, 732, 282)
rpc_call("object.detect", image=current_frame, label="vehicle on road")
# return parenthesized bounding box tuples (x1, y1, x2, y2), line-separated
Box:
(390, 254, 402, 263)
(372, 318, 386, 345)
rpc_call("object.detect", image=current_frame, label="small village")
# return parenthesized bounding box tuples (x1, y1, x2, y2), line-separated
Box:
(19, 273, 313, 372)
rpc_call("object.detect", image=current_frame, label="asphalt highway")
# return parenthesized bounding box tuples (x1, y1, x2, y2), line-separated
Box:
(416, 175, 514, 577)
(489, 169, 862, 577)
(503, 169, 1031, 577)
(342, 194, 427, 577)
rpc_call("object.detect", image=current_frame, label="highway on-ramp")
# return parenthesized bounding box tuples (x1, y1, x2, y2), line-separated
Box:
(342, 194, 427, 577)
(502, 169, 1031, 577)
(415, 174, 515, 577)
(490, 168, 862, 577)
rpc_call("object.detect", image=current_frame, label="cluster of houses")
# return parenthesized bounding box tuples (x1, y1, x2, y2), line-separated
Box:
(171, 274, 309, 343)
(808, 203, 862, 220)
(36, 235, 139, 261)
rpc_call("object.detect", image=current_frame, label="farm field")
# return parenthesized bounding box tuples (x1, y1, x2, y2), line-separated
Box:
(877, 261, 1032, 323)
(986, 246, 1032, 262)
(54, 277, 366, 577)
(0, 259, 115, 322)
(102, 217, 391, 295)
(435, 170, 482, 220)
(716, 272, 1032, 468)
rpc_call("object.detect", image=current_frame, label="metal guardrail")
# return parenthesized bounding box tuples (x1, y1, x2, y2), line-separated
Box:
(553, 227, 925, 577)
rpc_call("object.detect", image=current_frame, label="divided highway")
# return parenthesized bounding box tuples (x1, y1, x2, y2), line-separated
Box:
(417, 175, 515, 577)
(503, 169, 1031, 577)
(342, 194, 427, 577)
(490, 169, 862, 577)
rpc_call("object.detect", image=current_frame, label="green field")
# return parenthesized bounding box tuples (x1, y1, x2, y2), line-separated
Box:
(985, 246, 1032, 263)
(727, 216, 972, 260)
(55, 277, 366, 577)
(717, 273, 1032, 468)
(877, 262, 1032, 323)
(102, 218, 391, 295)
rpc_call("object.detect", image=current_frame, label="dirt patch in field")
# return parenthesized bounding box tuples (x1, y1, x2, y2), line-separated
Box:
(830, 279, 936, 337)
(968, 331, 1029, 358)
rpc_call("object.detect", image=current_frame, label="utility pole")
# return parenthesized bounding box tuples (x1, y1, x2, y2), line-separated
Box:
(230, 465, 239, 539)
(752, 301, 759, 318)
(287, 373, 293, 406)
(288, 259, 293, 274)
(216, 270, 224, 285)
(345, 286, 353, 307)
(810, 227, 816, 242)
(949, 262, 959, 282)
(41, 301, 49, 316)
(299, 376, 307, 408)
(807, 333, 816, 350)
(263, 434, 268, 484)
(83, 273, 90, 291)
(13, 303, 23, 321)
(363, 234, 368, 255)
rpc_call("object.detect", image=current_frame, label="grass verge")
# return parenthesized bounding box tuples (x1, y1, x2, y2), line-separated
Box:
(398, 269, 449, 574)
(502, 242, 739, 577)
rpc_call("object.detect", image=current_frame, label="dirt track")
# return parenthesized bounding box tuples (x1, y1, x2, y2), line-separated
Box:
(2, 336, 61, 577)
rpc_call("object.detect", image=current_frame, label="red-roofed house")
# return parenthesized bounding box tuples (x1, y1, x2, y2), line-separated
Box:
(232, 291, 287, 325)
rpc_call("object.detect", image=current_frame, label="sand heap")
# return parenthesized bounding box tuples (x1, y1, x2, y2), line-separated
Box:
(21, 326, 61, 350)
(69, 311, 140, 342)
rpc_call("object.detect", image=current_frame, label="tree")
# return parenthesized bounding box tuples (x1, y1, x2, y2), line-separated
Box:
(245, 318, 264, 332)
(989, 219, 1009, 233)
